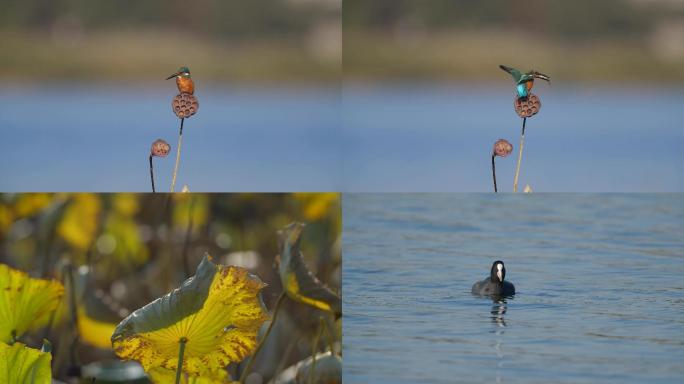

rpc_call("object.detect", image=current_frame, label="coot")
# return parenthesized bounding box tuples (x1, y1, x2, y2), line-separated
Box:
(472, 260, 515, 296)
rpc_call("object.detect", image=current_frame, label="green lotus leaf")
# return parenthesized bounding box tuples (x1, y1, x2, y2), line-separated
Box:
(0, 341, 52, 384)
(0, 264, 65, 343)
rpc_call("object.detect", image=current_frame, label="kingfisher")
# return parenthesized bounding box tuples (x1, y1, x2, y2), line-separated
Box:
(166, 66, 194, 94)
(499, 65, 550, 99)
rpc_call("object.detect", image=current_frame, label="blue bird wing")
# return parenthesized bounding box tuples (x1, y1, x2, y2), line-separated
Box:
(499, 65, 523, 81)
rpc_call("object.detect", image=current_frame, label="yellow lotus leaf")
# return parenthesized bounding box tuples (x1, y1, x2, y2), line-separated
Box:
(294, 193, 340, 221)
(13, 193, 54, 218)
(57, 194, 101, 251)
(111, 255, 268, 379)
(0, 342, 52, 384)
(277, 222, 341, 318)
(60, 264, 118, 349)
(100, 213, 149, 267)
(112, 193, 140, 216)
(0, 205, 12, 236)
(78, 308, 117, 349)
(173, 195, 209, 234)
(0, 264, 65, 342)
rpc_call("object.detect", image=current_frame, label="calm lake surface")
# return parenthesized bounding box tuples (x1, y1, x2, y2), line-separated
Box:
(0, 85, 342, 191)
(343, 194, 684, 383)
(1, 85, 682, 191)
(341, 86, 683, 192)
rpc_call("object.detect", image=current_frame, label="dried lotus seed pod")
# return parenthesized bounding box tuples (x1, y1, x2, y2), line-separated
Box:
(171, 93, 199, 119)
(493, 139, 513, 157)
(151, 139, 171, 157)
(514, 93, 541, 118)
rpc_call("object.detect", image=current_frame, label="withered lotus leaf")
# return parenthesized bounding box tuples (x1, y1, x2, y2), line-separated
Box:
(111, 255, 267, 379)
(277, 222, 341, 318)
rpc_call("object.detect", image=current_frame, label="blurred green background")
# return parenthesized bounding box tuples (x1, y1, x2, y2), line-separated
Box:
(344, 0, 684, 83)
(0, 193, 341, 383)
(0, 0, 341, 83)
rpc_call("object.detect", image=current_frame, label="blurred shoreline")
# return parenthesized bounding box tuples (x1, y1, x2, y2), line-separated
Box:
(0, 29, 340, 84)
(343, 0, 684, 84)
(343, 30, 684, 84)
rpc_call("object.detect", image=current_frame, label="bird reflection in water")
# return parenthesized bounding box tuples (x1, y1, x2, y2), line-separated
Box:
(491, 296, 508, 328)
(490, 296, 510, 383)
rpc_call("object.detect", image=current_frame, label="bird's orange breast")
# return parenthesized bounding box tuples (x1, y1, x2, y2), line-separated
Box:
(176, 77, 194, 94)
(525, 80, 534, 91)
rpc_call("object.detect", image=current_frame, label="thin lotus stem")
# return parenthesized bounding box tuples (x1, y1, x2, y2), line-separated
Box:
(181, 197, 196, 278)
(170, 118, 184, 192)
(40, 306, 59, 344)
(273, 338, 297, 379)
(149, 155, 156, 193)
(513, 117, 526, 193)
(308, 318, 324, 384)
(239, 292, 286, 383)
(175, 337, 188, 384)
(321, 316, 335, 354)
(40, 219, 57, 278)
(491, 154, 498, 193)
(66, 264, 81, 370)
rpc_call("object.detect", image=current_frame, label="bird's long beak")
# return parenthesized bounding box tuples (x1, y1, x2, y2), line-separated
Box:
(497, 270, 503, 282)
(533, 72, 551, 83)
(166, 72, 180, 80)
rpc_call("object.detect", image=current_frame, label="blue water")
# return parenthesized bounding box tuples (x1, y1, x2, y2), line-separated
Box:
(0, 84, 342, 192)
(341, 86, 684, 192)
(1, 85, 682, 191)
(343, 194, 684, 383)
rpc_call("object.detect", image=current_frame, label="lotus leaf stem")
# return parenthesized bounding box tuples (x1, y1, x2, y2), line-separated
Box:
(239, 292, 286, 383)
(308, 318, 324, 384)
(175, 337, 188, 384)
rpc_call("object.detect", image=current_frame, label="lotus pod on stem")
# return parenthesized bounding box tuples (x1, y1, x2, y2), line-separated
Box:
(491, 139, 513, 193)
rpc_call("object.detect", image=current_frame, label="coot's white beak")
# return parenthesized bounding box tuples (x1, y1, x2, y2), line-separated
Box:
(496, 264, 503, 282)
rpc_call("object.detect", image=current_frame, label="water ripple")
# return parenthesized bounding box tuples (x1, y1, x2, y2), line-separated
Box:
(343, 194, 684, 383)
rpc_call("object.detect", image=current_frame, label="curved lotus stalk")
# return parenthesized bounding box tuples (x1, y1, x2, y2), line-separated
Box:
(491, 139, 513, 193)
(150, 139, 171, 193)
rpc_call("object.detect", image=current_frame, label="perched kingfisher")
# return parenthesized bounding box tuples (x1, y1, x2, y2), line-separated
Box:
(166, 66, 194, 94)
(499, 65, 550, 99)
